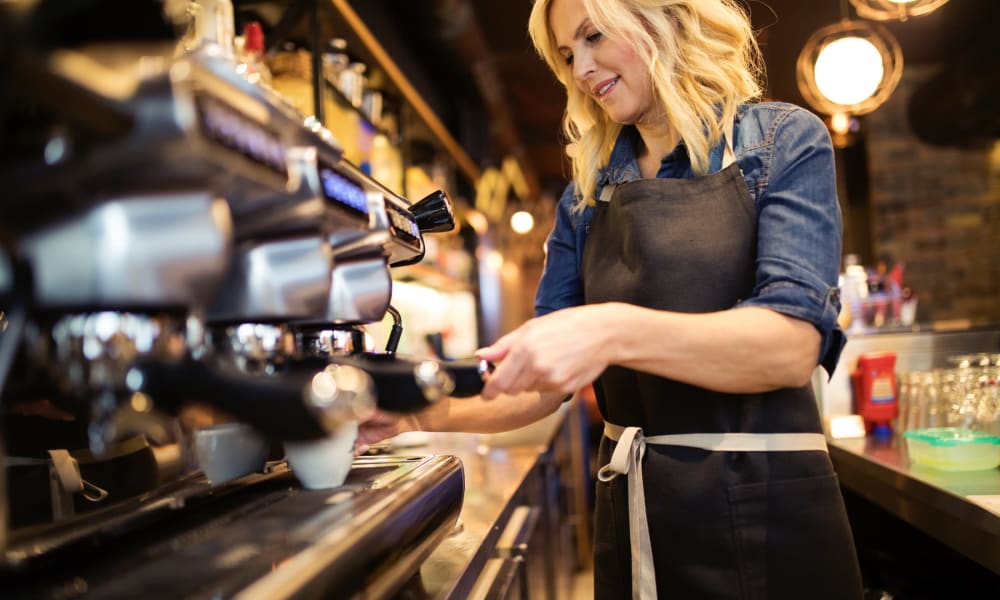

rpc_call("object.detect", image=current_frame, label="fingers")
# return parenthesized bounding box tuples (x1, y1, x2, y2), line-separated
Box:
(475, 331, 516, 362)
(354, 409, 402, 452)
(482, 348, 538, 400)
(477, 309, 606, 400)
(485, 344, 602, 399)
(481, 349, 528, 399)
(478, 330, 524, 399)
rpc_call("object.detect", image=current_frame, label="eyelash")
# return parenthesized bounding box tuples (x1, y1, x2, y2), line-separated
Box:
(563, 32, 603, 66)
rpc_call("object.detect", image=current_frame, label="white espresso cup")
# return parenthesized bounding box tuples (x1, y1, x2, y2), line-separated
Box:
(193, 422, 269, 486)
(283, 420, 358, 490)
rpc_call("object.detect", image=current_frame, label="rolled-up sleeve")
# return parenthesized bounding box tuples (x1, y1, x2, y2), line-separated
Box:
(738, 108, 846, 376)
(535, 183, 585, 317)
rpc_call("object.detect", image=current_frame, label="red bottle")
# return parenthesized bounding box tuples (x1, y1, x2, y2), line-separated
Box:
(851, 352, 898, 435)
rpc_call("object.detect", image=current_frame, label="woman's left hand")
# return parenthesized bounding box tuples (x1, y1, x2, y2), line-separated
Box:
(476, 304, 618, 400)
(355, 409, 413, 454)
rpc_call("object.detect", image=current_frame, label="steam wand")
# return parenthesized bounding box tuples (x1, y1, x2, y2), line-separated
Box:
(384, 304, 403, 355)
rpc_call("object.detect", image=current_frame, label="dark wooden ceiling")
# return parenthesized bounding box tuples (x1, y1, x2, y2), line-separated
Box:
(10, 0, 995, 199)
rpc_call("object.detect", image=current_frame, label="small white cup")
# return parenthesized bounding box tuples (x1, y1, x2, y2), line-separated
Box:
(194, 423, 269, 486)
(283, 420, 358, 490)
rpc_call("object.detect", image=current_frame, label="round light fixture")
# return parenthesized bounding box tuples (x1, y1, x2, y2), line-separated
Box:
(797, 20, 903, 115)
(848, 0, 949, 21)
(814, 36, 885, 106)
(510, 210, 535, 234)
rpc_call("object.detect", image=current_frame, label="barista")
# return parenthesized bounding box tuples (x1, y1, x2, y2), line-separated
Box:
(360, 0, 862, 597)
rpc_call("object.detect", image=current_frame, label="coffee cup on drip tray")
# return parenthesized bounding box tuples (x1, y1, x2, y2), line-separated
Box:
(283, 421, 358, 490)
(193, 423, 269, 486)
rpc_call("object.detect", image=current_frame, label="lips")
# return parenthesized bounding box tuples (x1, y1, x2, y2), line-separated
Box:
(592, 76, 619, 99)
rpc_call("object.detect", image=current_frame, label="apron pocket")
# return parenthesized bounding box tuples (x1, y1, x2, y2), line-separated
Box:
(728, 472, 862, 600)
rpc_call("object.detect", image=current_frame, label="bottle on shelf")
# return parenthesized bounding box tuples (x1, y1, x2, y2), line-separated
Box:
(340, 62, 367, 109)
(176, 0, 236, 60)
(369, 128, 403, 194)
(322, 39, 350, 89)
(839, 253, 869, 333)
(236, 21, 272, 86)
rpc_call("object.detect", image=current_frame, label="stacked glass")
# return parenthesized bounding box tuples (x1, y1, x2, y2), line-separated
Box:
(897, 353, 1000, 435)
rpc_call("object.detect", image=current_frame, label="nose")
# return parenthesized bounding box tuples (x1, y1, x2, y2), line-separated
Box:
(572, 48, 595, 83)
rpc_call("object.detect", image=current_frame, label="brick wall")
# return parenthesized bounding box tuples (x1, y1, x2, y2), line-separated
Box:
(863, 66, 1000, 325)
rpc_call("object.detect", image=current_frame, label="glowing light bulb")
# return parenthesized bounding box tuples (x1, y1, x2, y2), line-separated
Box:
(510, 210, 535, 234)
(814, 36, 884, 106)
(830, 112, 852, 135)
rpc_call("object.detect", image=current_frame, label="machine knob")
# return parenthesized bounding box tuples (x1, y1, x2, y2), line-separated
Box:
(409, 190, 455, 233)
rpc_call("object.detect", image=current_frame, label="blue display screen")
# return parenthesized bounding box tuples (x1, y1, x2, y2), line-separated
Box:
(319, 166, 370, 217)
(196, 95, 287, 176)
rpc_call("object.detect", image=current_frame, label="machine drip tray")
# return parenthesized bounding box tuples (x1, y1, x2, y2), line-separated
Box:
(2, 454, 465, 599)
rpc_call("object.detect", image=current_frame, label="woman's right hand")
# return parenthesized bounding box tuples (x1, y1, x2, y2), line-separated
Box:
(476, 304, 617, 400)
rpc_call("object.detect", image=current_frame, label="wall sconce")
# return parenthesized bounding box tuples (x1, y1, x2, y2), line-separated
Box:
(848, 0, 949, 22)
(796, 19, 903, 116)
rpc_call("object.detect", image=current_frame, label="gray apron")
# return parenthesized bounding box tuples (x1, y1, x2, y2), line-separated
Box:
(580, 132, 863, 599)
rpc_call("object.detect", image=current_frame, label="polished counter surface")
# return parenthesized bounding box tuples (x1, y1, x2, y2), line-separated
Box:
(396, 409, 569, 599)
(829, 435, 1000, 575)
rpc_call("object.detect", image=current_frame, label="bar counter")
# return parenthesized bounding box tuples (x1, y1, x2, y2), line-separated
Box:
(391, 406, 580, 598)
(829, 435, 1000, 575)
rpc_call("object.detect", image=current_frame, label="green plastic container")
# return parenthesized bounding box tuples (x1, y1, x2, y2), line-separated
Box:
(903, 428, 1000, 471)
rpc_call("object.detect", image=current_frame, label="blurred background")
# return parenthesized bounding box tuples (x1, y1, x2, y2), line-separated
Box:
(247, 0, 999, 336)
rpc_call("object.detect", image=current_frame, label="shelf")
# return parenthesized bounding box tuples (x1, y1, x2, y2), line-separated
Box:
(320, 75, 396, 141)
(326, 0, 481, 186)
(238, 0, 481, 188)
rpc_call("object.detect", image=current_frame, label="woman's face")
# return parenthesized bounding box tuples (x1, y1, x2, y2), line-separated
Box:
(549, 0, 655, 126)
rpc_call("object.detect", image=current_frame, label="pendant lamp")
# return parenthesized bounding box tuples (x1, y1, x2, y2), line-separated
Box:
(796, 19, 903, 116)
(848, 0, 949, 21)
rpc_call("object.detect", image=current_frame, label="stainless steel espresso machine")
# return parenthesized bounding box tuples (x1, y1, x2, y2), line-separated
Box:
(0, 2, 481, 597)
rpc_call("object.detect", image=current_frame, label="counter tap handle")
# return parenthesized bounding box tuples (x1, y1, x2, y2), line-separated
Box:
(409, 190, 455, 234)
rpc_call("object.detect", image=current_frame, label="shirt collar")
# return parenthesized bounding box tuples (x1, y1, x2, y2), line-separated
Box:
(596, 126, 642, 190)
(595, 126, 691, 196)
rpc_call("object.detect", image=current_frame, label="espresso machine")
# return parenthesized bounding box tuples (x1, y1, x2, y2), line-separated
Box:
(0, 2, 479, 597)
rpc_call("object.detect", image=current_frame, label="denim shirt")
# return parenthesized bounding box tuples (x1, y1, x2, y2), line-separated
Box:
(534, 102, 846, 375)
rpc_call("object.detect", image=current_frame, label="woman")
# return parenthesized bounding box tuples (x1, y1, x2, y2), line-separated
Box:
(361, 0, 863, 597)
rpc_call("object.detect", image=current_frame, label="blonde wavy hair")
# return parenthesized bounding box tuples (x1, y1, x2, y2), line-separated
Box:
(528, 0, 764, 210)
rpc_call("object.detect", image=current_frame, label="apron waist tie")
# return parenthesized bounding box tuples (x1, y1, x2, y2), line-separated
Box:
(596, 422, 829, 600)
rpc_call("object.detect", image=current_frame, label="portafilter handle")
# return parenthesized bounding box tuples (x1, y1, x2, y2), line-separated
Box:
(313, 354, 491, 413)
(126, 358, 375, 441)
